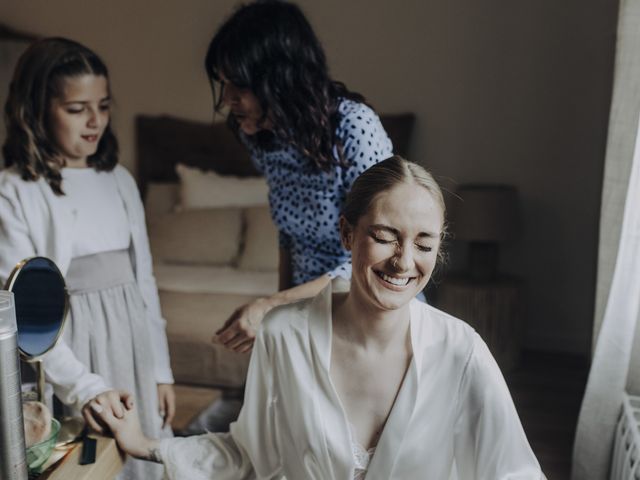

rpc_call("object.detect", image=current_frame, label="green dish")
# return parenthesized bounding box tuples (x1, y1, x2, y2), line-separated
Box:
(25, 418, 61, 474)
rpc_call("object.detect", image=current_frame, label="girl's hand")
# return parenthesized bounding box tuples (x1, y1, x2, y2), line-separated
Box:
(157, 383, 175, 428)
(96, 404, 160, 460)
(82, 390, 133, 434)
(213, 297, 272, 353)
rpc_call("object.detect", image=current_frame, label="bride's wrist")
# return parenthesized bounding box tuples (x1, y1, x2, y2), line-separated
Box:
(132, 438, 162, 462)
(146, 439, 163, 464)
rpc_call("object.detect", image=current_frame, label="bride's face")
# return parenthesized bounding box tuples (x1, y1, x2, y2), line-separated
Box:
(342, 182, 443, 312)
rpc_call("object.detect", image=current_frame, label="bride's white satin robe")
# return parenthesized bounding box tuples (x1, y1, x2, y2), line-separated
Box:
(159, 285, 542, 479)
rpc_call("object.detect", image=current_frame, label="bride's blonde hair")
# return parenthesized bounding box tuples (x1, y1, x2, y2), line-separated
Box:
(342, 155, 447, 266)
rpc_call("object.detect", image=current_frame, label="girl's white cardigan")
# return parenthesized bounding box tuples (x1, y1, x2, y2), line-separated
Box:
(0, 165, 173, 410)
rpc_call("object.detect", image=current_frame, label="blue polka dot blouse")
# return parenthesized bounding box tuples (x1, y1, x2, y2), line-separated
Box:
(243, 99, 393, 286)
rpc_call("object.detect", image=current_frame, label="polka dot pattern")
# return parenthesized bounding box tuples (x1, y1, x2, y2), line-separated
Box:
(243, 99, 393, 285)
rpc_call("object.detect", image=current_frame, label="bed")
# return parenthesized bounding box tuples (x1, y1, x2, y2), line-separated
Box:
(138, 112, 416, 390)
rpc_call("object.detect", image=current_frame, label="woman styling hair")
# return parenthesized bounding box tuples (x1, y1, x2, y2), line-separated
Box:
(208, 0, 394, 352)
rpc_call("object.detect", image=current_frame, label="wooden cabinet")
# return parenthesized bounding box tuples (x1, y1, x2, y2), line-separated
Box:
(435, 275, 523, 372)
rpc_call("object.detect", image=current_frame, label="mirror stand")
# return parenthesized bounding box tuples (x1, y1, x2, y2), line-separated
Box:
(28, 358, 46, 403)
(20, 356, 47, 404)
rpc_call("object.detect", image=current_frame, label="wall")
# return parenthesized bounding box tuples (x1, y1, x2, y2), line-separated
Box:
(0, 0, 618, 354)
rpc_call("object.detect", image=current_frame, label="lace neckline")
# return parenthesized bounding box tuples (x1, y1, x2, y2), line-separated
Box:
(349, 423, 376, 479)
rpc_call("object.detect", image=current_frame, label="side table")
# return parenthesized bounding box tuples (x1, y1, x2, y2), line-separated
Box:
(434, 275, 523, 372)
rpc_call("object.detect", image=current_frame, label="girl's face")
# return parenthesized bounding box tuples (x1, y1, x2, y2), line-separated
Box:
(341, 182, 443, 312)
(48, 74, 110, 168)
(219, 73, 272, 135)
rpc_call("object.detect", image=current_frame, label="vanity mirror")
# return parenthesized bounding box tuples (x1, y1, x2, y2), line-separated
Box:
(0, 257, 67, 479)
(4, 256, 68, 402)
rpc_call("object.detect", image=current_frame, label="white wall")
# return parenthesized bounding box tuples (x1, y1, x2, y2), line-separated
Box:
(0, 0, 618, 355)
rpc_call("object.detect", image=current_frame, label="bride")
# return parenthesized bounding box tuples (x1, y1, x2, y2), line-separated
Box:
(96, 156, 543, 479)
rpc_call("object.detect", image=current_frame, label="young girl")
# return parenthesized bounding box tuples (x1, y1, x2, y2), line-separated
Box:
(0, 37, 173, 480)
(98, 157, 544, 479)
(209, 0, 394, 352)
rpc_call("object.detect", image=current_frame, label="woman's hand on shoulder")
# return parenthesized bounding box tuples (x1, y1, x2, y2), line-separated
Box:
(82, 389, 133, 434)
(214, 275, 332, 353)
(213, 297, 272, 353)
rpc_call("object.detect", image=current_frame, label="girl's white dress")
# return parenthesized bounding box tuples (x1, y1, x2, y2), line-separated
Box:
(0, 165, 173, 480)
(159, 285, 543, 480)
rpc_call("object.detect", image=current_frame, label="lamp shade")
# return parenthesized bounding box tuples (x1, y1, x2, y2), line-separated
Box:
(452, 185, 521, 243)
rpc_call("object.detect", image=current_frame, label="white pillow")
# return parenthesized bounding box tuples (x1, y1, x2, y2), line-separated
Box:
(176, 163, 269, 209)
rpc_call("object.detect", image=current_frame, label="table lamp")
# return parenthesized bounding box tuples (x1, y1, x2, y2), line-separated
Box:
(452, 185, 521, 281)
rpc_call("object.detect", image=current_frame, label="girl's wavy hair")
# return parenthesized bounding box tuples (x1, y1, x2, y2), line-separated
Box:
(205, 0, 366, 172)
(2, 37, 118, 195)
(342, 155, 449, 270)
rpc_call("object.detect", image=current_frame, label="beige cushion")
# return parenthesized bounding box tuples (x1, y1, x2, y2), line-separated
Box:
(145, 182, 179, 219)
(176, 163, 268, 209)
(148, 208, 242, 266)
(161, 290, 254, 388)
(238, 206, 279, 272)
(154, 264, 278, 296)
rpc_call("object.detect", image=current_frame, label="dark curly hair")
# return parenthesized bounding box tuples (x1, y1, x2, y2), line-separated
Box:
(205, 0, 367, 171)
(2, 37, 118, 195)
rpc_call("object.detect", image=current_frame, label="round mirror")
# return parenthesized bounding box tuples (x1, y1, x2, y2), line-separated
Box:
(4, 257, 68, 359)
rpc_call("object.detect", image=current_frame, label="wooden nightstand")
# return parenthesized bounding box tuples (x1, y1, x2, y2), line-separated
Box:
(434, 275, 523, 372)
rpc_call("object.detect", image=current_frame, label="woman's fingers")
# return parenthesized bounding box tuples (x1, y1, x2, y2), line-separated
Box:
(226, 332, 251, 350)
(214, 301, 263, 351)
(235, 339, 255, 354)
(157, 384, 176, 429)
(217, 325, 256, 350)
(165, 394, 176, 426)
(214, 309, 241, 337)
(83, 402, 105, 433)
(82, 389, 134, 435)
(220, 329, 241, 346)
(105, 392, 125, 418)
(119, 390, 134, 410)
(215, 327, 239, 345)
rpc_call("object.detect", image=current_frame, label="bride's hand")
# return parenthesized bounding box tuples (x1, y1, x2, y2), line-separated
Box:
(82, 389, 133, 434)
(95, 403, 160, 461)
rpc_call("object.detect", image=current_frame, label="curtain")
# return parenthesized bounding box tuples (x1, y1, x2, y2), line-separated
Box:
(572, 0, 640, 477)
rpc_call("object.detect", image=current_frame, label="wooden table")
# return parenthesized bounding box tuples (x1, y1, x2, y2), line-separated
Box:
(38, 435, 125, 480)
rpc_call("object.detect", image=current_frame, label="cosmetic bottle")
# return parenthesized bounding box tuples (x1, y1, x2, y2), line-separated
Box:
(0, 291, 27, 480)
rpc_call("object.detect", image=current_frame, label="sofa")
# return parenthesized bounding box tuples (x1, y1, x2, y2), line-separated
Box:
(139, 114, 416, 391)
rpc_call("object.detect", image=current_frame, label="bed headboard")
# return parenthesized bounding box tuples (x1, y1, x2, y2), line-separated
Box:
(0, 24, 37, 164)
(136, 113, 416, 197)
(0, 24, 38, 41)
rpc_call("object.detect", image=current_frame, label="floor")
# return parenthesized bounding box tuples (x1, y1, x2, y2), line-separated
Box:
(505, 350, 589, 480)
(172, 384, 222, 433)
